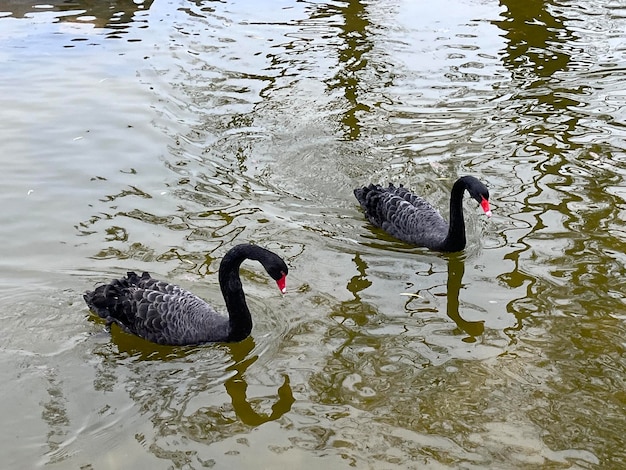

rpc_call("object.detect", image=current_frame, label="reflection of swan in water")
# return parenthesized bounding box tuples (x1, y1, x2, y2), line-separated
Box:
(445, 254, 484, 339)
(330, 253, 376, 327)
(100, 327, 294, 426)
(401, 253, 484, 339)
(224, 337, 295, 426)
(336, 252, 484, 339)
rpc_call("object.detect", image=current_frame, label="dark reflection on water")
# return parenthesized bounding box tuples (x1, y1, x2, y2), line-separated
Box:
(496, 0, 575, 78)
(490, 1, 626, 466)
(444, 254, 485, 339)
(91, 328, 294, 458)
(317, 1, 373, 141)
(40, 367, 71, 464)
(331, 252, 375, 327)
(223, 339, 295, 427)
(0, 0, 153, 36)
(311, 249, 492, 413)
(494, 0, 626, 321)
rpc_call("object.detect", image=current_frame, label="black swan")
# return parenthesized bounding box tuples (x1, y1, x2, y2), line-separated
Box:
(84, 244, 288, 345)
(354, 176, 491, 252)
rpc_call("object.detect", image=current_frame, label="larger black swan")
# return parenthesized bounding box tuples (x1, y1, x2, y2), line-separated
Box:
(354, 176, 491, 252)
(84, 244, 288, 345)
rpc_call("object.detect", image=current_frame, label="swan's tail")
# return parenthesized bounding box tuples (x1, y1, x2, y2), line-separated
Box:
(354, 183, 380, 207)
(354, 183, 401, 205)
(354, 183, 402, 227)
(84, 271, 150, 324)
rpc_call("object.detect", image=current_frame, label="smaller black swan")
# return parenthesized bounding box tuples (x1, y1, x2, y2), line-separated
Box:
(354, 176, 491, 252)
(84, 244, 288, 345)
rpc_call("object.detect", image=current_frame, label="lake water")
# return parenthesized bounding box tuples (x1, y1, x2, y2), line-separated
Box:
(1, 0, 625, 468)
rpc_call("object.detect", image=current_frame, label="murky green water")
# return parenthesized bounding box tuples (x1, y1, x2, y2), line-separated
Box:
(1, 0, 625, 468)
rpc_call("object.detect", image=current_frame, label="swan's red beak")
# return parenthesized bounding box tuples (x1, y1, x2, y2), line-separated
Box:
(276, 274, 287, 294)
(480, 197, 492, 218)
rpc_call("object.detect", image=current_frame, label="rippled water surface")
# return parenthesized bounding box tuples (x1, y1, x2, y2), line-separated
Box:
(1, 0, 626, 468)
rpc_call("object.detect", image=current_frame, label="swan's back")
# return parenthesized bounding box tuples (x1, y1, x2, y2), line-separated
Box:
(84, 271, 229, 345)
(354, 183, 449, 248)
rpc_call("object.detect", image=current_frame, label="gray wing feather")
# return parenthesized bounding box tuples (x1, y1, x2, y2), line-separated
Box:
(84, 272, 230, 345)
(355, 184, 449, 248)
(128, 287, 230, 345)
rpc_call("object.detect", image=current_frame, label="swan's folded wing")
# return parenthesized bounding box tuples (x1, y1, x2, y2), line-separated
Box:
(112, 287, 229, 346)
(379, 196, 448, 247)
(359, 186, 446, 246)
(130, 272, 195, 298)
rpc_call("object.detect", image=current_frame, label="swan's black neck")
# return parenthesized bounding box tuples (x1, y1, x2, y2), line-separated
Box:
(441, 178, 469, 252)
(218, 244, 275, 342)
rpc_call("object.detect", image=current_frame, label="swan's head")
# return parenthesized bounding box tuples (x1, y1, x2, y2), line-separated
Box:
(464, 176, 492, 218)
(267, 257, 289, 294)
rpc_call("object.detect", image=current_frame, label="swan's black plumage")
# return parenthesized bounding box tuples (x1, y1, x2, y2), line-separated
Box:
(84, 244, 288, 345)
(354, 176, 491, 252)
